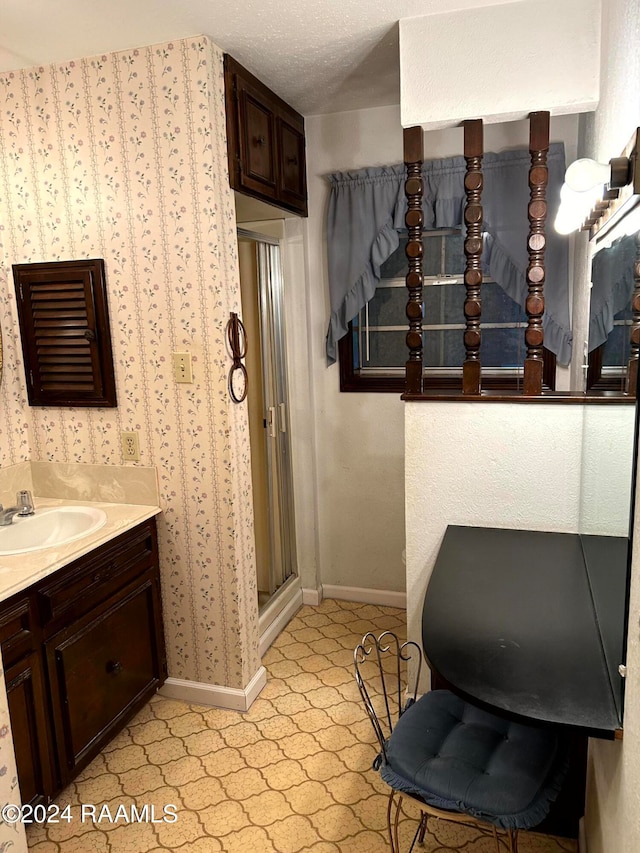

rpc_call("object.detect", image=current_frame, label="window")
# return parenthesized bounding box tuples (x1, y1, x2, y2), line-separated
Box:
(339, 231, 556, 392)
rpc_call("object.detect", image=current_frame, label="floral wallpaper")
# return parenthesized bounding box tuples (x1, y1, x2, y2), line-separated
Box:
(0, 660, 27, 851)
(0, 38, 260, 691)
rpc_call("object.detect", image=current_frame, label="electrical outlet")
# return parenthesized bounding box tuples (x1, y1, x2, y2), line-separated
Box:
(121, 431, 140, 461)
(173, 351, 193, 383)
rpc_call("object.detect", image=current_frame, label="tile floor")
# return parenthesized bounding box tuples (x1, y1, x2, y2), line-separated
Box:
(27, 599, 578, 852)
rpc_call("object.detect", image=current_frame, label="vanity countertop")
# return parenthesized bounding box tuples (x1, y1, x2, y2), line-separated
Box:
(0, 497, 162, 602)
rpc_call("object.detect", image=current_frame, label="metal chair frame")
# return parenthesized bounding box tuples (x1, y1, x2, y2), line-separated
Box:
(354, 631, 520, 853)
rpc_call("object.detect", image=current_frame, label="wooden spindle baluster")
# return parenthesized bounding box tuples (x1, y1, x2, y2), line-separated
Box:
(462, 119, 484, 395)
(626, 231, 640, 397)
(404, 126, 424, 396)
(523, 111, 550, 395)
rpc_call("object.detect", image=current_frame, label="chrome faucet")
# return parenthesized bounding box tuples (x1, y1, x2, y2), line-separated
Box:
(0, 490, 35, 526)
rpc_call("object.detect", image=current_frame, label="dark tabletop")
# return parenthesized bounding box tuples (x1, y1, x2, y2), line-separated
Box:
(422, 525, 627, 738)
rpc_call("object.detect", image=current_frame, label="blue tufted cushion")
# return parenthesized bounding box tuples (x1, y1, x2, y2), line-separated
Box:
(381, 690, 567, 830)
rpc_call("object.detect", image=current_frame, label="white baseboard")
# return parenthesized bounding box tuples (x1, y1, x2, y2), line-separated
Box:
(259, 585, 303, 657)
(258, 576, 300, 631)
(302, 586, 323, 606)
(321, 584, 407, 610)
(159, 666, 267, 712)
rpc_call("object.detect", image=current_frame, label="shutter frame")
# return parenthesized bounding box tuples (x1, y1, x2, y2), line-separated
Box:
(13, 259, 117, 407)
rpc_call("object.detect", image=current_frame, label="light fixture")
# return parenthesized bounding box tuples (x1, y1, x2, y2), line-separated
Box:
(553, 207, 579, 235)
(554, 183, 601, 235)
(564, 157, 630, 193)
(553, 128, 639, 236)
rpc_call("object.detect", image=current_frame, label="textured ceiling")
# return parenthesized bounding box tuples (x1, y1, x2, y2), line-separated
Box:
(0, 0, 523, 115)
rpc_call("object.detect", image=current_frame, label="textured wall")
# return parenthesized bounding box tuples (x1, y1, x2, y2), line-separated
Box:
(0, 36, 259, 690)
(580, 406, 635, 537)
(400, 0, 601, 130)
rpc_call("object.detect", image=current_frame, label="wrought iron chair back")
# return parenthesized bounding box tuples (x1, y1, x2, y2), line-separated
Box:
(353, 631, 422, 764)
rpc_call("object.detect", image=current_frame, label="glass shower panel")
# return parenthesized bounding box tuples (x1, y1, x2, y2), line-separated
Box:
(256, 241, 296, 597)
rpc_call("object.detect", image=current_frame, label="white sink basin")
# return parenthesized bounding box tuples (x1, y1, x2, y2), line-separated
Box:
(0, 506, 107, 556)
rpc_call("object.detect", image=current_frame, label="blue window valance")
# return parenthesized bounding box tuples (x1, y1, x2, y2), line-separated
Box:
(325, 142, 571, 365)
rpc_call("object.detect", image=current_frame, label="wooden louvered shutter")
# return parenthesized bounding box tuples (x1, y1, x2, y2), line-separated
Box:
(13, 259, 117, 407)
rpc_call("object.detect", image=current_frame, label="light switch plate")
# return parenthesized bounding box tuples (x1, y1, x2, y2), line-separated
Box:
(173, 352, 193, 383)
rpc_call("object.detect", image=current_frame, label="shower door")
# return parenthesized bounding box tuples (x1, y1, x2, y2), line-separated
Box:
(237, 230, 296, 610)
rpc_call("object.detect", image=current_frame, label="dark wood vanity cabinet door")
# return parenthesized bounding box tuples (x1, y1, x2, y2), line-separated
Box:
(0, 595, 55, 805)
(5, 652, 56, 805)
(46, 575, 164, 783)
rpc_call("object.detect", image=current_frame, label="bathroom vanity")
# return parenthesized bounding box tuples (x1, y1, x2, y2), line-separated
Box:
(0, 504, 166, 807)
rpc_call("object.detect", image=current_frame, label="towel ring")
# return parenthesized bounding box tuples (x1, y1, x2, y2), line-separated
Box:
(227, 313, 248, 403)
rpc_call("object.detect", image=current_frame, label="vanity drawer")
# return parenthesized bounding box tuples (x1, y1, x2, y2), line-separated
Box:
(0, 595, 36, 669)
(46, 576, 162, 780)
(37, 519, 157, 627)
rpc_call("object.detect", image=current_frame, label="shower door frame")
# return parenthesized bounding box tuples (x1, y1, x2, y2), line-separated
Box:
(238, 228, 297, 608)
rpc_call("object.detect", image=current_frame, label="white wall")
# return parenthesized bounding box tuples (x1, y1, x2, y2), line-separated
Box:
(580, 405, 635, 537)
(400, 0, 600, 130)
(305, 105, 408, 593)
(305, 107, 578, 594)
(581, 0, 640, 850)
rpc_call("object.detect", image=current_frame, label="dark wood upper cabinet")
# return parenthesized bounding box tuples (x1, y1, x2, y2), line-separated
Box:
(13, 259, 117, 407)
(224, 55, 308, 217)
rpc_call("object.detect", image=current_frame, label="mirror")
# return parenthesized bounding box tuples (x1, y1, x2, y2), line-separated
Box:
(583, 205, 640, 531)
(579, 206, 640, 722)
(583, 216, 640, 531)
(587, 220, 640, 391)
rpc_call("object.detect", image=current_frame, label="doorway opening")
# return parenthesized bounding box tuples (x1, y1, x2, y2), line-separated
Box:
(237, 229, 297, 620)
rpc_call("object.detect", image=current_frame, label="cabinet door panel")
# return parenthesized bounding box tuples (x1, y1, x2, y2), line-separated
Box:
(239, 88, 277, 197)
(47, 579, 161, 778)
(278, 118, 307, 212)
(5, 654, 55, 805)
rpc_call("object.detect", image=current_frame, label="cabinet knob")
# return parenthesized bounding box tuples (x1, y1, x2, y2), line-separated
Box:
(286, 156, 298, 166)
(84, 329, 96, 341)
(106, 660, 123, 675)
(254, 135, 266, 146)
